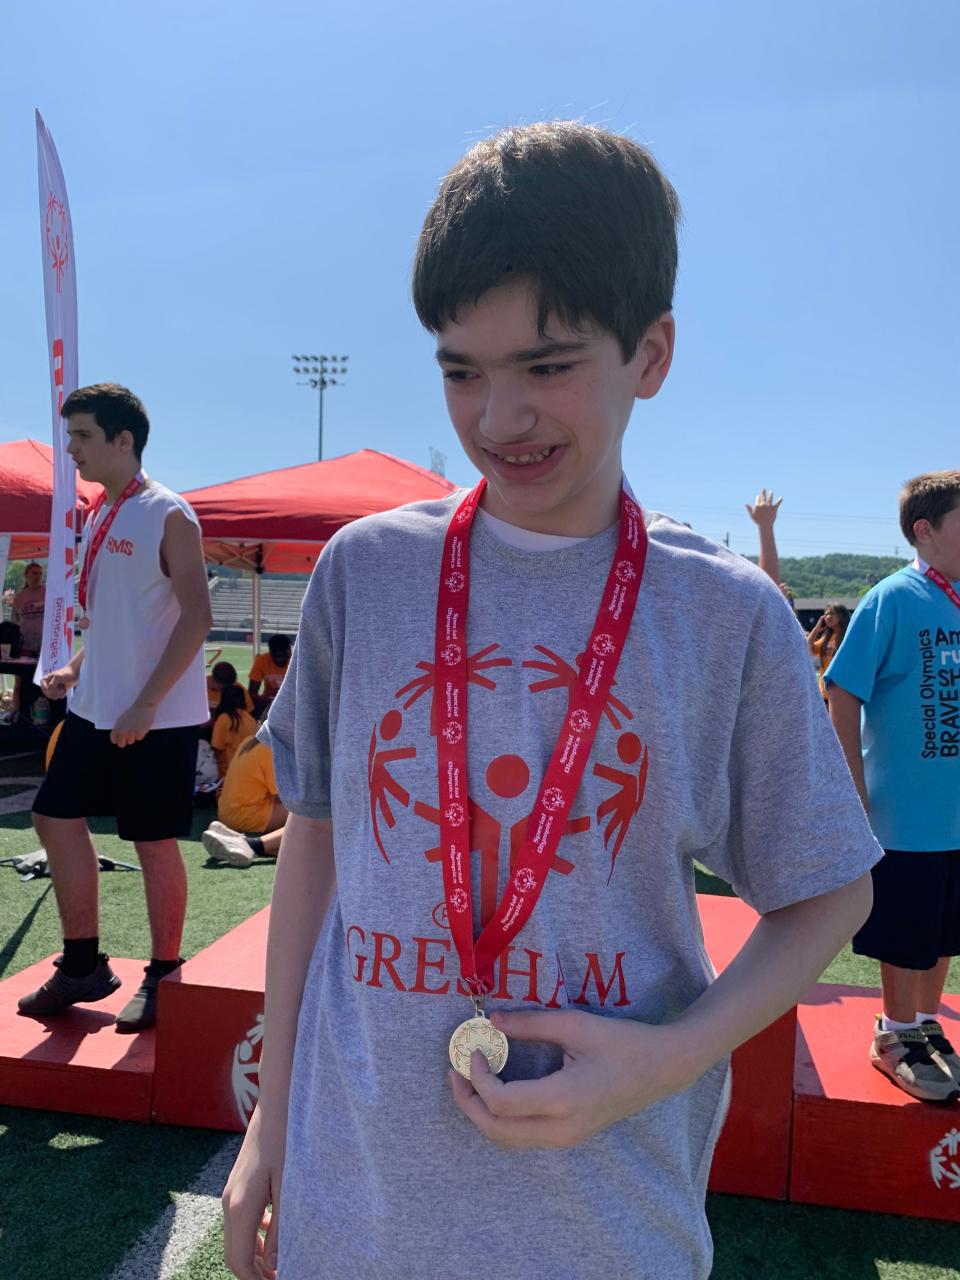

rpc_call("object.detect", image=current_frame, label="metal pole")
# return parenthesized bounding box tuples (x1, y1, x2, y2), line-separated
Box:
(252, 545, 263, 657)
(318, 377, 324, 461)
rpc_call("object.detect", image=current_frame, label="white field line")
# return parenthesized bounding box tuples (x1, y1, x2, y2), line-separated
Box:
(107, 1135, 242, 1280)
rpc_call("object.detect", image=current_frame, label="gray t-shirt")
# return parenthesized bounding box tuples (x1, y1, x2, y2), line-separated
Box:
(261, 493, 881, 1280)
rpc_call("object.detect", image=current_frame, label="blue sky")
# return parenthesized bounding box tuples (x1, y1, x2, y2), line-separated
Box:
(1, 1, 957, 559)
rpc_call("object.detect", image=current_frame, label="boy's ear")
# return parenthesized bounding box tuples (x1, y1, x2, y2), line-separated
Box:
(634, 313, 675, 401)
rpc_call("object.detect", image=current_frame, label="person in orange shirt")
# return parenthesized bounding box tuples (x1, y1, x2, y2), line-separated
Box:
(248, 634, 291, 717)
(202, 737, 288, 868)
(206, 660, 255, 716)
(210, 684, 259, 777)
(808, 603, 851, 701)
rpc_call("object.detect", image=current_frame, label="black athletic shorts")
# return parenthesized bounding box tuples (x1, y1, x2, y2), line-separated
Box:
(32, 711, 199, 843)
(852, 848, 960, 970)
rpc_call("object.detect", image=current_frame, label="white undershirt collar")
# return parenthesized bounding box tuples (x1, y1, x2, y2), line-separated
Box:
(475, 476, 637, 552)
(476, 509, 587, 551)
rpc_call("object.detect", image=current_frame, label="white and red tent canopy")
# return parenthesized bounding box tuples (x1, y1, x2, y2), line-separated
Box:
(0, 438, 101, 560)
(183, 449, 456, 573)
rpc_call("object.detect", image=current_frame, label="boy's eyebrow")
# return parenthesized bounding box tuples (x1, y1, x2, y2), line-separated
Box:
(435, 340, 589, 367)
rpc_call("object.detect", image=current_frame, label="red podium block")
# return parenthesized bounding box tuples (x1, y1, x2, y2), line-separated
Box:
(792, 986, 960, 1222)
(152, 907, 269, 1131)
(0, 956, 155, 1122)
(698, 894, 796, 1201)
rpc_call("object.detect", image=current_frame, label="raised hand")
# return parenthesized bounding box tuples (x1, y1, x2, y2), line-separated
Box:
(745, 489, 783, 528)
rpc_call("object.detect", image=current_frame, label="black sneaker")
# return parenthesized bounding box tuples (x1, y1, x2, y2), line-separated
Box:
(114, 958, 183, 1034)
(17, 954, 121, 1017)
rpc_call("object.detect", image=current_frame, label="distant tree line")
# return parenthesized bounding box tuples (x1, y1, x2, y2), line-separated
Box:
(745, 552, 909, 598)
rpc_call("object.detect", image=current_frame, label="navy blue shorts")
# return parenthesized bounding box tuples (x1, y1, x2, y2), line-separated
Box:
(33, 711, 199, 843)
(852, 848, 960, 970)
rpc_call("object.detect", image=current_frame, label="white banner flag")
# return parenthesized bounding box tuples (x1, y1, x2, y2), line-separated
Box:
(35, 110, 79, 681)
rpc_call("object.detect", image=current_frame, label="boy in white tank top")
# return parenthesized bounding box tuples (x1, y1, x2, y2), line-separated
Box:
(21, 383, 212, 1033)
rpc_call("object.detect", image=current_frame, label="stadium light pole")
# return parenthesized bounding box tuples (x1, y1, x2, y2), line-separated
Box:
(292, 354, 349, 460)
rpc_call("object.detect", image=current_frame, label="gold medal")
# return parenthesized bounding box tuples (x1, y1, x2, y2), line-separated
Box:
(448, 1006, 508, 1080)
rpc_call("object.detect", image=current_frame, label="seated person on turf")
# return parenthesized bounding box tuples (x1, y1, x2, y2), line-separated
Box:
(223, 122, 880, 1280)
(206, 660, 255, 716)
(248, 634, 291, 717)
(202, 738, 287, 867)
(210, 682, 259, 776)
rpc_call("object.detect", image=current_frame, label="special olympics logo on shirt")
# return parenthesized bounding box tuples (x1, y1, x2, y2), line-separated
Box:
(568, 709, 592, 734)
(513, 866, 537, 893)
(441, 644, 462, 667)
(592, 633, 616, 657)
(542, 787, 565, 812)
(614, 560, 637, 583)
(445, 571, 466, 592)
(442, 721, 463, 745)
(449, 888, 469, 914)
(443, 803, 465, 827)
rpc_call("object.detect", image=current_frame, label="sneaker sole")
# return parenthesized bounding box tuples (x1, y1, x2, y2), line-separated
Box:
(870, 1053, 960, 1105)
(201, 830, 253, 867)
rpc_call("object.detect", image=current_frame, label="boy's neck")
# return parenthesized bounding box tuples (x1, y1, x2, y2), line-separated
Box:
(479, 475, 623, 539)
(915, 550, 960, 582)
(102, 462, 143, 504)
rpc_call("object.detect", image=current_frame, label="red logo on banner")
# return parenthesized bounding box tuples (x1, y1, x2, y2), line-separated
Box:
(44, 192, 69, 294)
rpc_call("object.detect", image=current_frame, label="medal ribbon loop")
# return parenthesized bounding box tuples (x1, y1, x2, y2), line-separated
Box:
(78, 472, 144, 611)
(434, 479, 648, 996)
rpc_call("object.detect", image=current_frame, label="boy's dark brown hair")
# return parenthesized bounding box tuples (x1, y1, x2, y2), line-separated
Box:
(61, 382, 150, 458)
(899, 470, 960, 545)
(413, 121, 681, 362)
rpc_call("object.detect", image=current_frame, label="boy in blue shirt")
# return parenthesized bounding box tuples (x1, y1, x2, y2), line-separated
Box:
(827, 470, 960, 1102)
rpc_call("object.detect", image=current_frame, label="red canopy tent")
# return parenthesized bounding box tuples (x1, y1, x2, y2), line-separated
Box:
(183, 449, 456, 574)
(183, 449, 457, 648)
(0, 438, 102, 560)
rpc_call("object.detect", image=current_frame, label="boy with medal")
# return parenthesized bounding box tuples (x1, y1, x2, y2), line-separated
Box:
(224, 124, 881, 1280)
(21, 384, 211, 1033)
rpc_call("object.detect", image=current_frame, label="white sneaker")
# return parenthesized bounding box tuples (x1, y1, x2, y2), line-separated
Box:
(202, 824, 254, 868)
(870, 1017, 959, 1103)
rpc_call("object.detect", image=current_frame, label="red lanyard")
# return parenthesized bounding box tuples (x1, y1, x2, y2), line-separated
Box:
(78, 472, 144, 611)
(434, 480, 648, 995)
(924, 566, 960, 611)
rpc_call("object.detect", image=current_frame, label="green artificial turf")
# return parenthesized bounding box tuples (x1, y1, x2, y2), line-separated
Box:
(0, 1107, 226, 1280)
(0, 805, 275, 979)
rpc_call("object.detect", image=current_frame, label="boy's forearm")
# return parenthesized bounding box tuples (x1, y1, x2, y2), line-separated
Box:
(134, 608, 211, 708)
(671, 874, 873, 1080)
(256, 814, 337, 1125)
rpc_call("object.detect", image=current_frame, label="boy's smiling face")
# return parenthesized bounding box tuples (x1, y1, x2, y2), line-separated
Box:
(436, 281, 674, 537)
